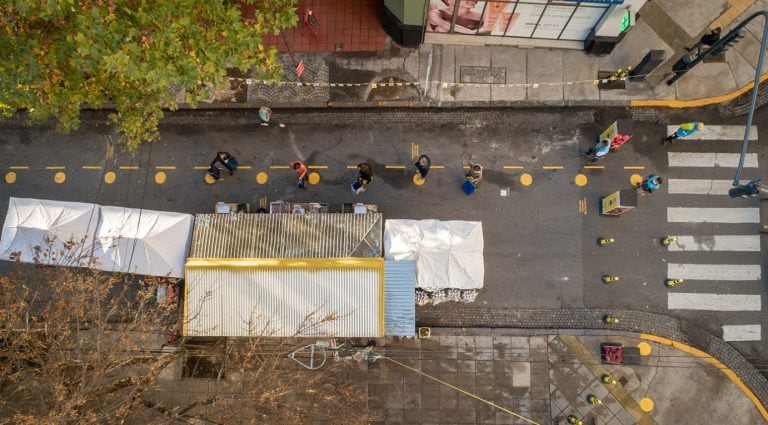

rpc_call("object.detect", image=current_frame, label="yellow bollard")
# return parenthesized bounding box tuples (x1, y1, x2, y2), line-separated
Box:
(665, 278, 684, 287)
(602, 275, 620, 284)
(598, 237, 615, 246)
(602, 374, 617, 385)
(604, 315, 620, 324)
(661, 236, 677, 246)
(587, 394, 602, 405)
(567, 415, 584, 425)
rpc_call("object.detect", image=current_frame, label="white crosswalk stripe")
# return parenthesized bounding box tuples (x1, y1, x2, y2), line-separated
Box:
(667, 207, 759, 223)
(665, 130, 762, 340)
(668, 235, 760, 251)
(722, 325, 762, 342)
(667, 152, 758, 168)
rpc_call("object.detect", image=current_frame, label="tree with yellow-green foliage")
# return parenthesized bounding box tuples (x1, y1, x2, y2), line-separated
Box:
(0, 0, 297, 149)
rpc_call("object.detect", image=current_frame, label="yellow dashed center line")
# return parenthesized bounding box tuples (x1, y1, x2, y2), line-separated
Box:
(623, 166, 645, 170)
(119, 166, 139, 170)
(194, 166, 208, 170)
(155, 166, 176, 170)
(238, 166, 252, 170)
(9, 166, 29, 170)
(269, 165, 290, 169)
(543, 166, 563, 170)
(45, 166, 65, 170)
(385, 165, 406, 169)
(82, 166, 102, 170)
(583, 165, 605, 169)
(347, 165, 357, 169)
(307, 165, 327, 169)
(431, 165, 445, 169)
(503, 166, 524, 169)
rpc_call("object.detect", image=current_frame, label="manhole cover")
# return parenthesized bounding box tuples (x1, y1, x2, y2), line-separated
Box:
(460, 66, 506, 84)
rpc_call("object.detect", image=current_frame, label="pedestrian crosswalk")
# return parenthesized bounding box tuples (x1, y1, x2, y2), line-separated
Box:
(664, 125, 763, 342)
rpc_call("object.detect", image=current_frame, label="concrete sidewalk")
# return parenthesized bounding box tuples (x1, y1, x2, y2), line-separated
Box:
(208, 0, 768, 109)
(371, 329, 766, 425)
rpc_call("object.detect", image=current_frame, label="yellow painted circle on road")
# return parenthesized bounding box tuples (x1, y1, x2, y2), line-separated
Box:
(575, 174, 588, 187)
(54, 171, 66, 184)
(638, 342, 652, 356)
(630, 173, 643, 187)
(5, 172, 16, 184)
(256, 172, 268, 184)
(308, 172, 320, 185)
(520, 173, 533, 186)
(204, 174, 216, 185)
(104, 171, 116, 184)
(639, 398, 654, 412)
(413, 173, 425, 185)
(155, 171, 167, 184)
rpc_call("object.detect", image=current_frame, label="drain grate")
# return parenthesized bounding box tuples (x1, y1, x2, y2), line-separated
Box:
(460, 66, 506, 84)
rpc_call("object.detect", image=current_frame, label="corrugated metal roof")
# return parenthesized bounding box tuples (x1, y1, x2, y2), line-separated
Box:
(384, 260, 416, 336)
(190, 213, 382, 258)
(184, 258, 383, 338)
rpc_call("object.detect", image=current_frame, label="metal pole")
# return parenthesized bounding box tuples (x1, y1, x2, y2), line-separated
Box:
(734, 11, 768, 184)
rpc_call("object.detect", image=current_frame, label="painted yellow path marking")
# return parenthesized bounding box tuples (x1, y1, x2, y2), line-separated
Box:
(46, 166, 65, 170)
(574, 174, 587, 187)
(155, 166, 176, 170)
(256, 172, 268, 184)
(638, 342, 651, 356)
(579, 198, 587, 215)
(624, 166, 645, 170)
(543, 165, 563, 170)
(503, 166, 524, 170)
(584, 165, 604, 169)
(5, 172, 16, 184)
(308, 165, 327, 169)
(413, 173, 425, 185)
(269, 165, 290, 169)
(9, 166, 29, 170)
(385, 165, 406, 169)
(54, 171, 66, 184)
(308, 172, 320, 185)
(155, 172, 167, 184)
(520, 173, 533, 186)
(630, 174, 643, 186)
(82, 166, 101, 170)
(104, 172, 116, 184)
(639, 398, 654, 413)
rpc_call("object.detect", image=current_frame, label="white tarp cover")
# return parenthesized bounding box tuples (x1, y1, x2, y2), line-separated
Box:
(384, 219, 484, 290)
(94, 206, 193, 278)
(0, 197, 99, 266)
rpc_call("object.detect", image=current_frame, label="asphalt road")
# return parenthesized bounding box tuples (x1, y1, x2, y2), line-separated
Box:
(0, 105, 765, 366)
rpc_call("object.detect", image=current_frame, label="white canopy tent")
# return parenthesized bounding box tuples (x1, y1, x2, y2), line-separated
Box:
(384, 219, 484, 291)
(93, 206, 193, 278)
(0, 197, 99, 266)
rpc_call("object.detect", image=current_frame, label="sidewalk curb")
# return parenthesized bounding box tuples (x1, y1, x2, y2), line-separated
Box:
(640, 333, 768, 422)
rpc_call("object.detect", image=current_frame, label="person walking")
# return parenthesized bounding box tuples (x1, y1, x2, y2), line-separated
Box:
(415, 155, 431, 178)
(258, 106, 286, 128)
(662, 122, 704, 145)
(687, 27, 721, 56)
(467, 161, 483, 184)
(205, 164, 221, 184)
(640, 175, 663, 194)
(290, 160, 308, 189)
(352, 162, 373, 194)
(212, 151, 239, 175)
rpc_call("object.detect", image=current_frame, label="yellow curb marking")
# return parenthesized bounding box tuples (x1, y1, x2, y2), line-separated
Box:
(503, 165, 524, 169)
(155, 166, 176, 170)
(632, 71, 768, 108)
(270, 165, 290, 169)
(413, 173, 426, 185)
(583, 165, 604, 169)
(630, 174, 643, 187)
(5, 172, 16, 184)
(385, 165, 406, 169)
(639, 398, 654, 413)
(82, 166, 101, 170)
(520, 173, 533, 186)
(543, 165, 563, 170)
(46, 166, 65, 170)
(641, 333, 768, 422)
(308, 172, 320, 185)
(54, 171, 66, 184)
(119, 166, 139, 170)
(256, 172, 268, 184)
(575, 174, 587, 187)
(624, 166, 645, 170)
(307, 165, 327, 169)
(638, 342, 651, 356)
(9, 166, 29, 170)
(104, 171, 116, 184)
(155, 171, 167, 184)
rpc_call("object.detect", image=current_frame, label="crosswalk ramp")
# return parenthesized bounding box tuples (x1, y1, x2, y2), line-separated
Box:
(664, 125, 763, 342)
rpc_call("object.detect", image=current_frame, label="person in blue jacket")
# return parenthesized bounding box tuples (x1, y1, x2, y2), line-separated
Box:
(640, 175, 663, 194)
(663, 122, 704, 145)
